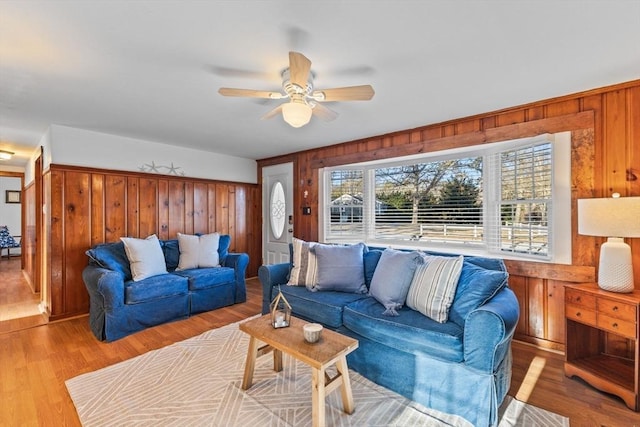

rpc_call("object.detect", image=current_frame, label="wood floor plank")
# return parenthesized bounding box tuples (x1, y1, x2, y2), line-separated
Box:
(1, 272, 639, 426)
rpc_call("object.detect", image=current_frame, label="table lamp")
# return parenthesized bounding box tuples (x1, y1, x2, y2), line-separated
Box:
(578, 193, 640, 293)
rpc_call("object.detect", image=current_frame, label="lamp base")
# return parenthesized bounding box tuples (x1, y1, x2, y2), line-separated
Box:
(598, 238, 635, 293)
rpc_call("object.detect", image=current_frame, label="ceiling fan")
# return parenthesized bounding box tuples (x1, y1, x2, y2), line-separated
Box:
(218, 52, 375, 128)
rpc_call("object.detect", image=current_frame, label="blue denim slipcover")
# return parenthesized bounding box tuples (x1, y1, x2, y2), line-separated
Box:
(83, 234, 249, 341)
(259, 246, 519, 427)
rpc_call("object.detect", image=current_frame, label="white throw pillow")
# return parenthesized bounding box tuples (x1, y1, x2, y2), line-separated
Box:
(406, 255, 464, 323)
(176, 232, 220, 270)
(287, 238, 318, 290)
(120, 234, 167, 281)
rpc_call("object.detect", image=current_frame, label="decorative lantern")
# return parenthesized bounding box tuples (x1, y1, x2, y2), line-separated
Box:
(270, 286, 292, 328)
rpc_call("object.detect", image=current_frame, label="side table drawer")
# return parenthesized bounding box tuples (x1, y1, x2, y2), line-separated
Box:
(566, 304, 597, 326)
(598, 298, 637, 322)
(597, 313, 637, 339)
(566, 289, 596, 309)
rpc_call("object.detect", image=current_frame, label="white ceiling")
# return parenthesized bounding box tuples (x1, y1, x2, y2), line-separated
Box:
(1, 1, 639, 167)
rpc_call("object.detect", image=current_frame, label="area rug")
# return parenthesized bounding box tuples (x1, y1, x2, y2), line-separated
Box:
(66, 318, 569, 426)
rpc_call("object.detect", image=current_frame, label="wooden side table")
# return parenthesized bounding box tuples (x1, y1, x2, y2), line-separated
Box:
(564, 283, 640, 411)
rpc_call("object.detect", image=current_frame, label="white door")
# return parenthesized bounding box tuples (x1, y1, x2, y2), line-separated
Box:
(263, 162, 294, 265)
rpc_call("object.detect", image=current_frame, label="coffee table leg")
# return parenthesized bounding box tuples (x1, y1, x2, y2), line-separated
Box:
(242, 336, 259, 390)
(312, 367, 326, 427)
(273, 348, 283, 372)
(336, 356, 354, 414)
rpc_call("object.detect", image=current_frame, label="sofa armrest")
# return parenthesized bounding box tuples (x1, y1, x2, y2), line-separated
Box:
(463, 287, 520, 373)
(82, 265, 126, 310)
(223, 252, 249, 302)
(258, 263, 290, 314)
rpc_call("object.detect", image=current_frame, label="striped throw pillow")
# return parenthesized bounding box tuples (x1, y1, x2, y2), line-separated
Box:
(406, 255, 464, 323)
(287, 238, 318, 290)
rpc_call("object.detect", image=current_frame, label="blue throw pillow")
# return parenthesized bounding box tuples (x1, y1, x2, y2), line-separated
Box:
(312, 243, 367, 293)
(448, 261, 509, 326)
(364, 249, 383, 289)
(86, 241, 132, 281)
(369, 248, 423, 316)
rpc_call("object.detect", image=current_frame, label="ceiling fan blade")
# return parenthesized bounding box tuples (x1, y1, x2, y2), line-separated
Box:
(289, 51, 311, 88)
(218, 88, 284, 99)
(313, 85, 375, 101)
(311, 102, 338, 121)
(261, 104, 284, 120)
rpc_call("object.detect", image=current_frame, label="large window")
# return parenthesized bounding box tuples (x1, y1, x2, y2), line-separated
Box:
(322, 133, 571, 263)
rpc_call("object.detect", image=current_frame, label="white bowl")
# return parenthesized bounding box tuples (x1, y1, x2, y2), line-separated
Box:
(303, 323, 323, 343)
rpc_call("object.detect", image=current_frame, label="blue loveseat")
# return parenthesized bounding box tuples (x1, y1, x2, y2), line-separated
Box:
(83, 234, 249, 342)
(259, 246, 519, 427)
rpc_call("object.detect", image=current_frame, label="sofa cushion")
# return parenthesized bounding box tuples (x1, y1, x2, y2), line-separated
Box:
(173, 266, 235, 291)
(280, 285, 369, 328)
(86, 241, 132, 281)
(406, 255, 464, 323)
(287, 238, 318, 289)
(343, 297, 464, 362)
(369, 248, 423, 316)
(124, 273, 189, 304)
(121, 235, 167, 281)
(177, 232, 220, 270)
(313, 243, 367, 293)
(449, 261, 509, 326)
(363, 249, 383, 289)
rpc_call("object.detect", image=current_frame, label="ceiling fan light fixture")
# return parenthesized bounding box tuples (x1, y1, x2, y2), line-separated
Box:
(282, 101, 312, 128)
(0, 150, 14, 160)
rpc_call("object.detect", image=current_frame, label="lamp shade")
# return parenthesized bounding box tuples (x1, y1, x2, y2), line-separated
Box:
(578, 194, 640, 293)
(282, 101, 312, 128)
(577, 196, 640, 238)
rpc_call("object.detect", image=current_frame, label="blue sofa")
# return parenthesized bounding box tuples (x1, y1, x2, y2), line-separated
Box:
(259, 247, 519, 427)
(83, 234, 249, 342)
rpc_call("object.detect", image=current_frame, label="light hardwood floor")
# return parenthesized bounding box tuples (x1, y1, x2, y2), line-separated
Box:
(1, 273, 638, 426)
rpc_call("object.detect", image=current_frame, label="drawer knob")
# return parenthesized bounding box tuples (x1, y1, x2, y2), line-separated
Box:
(612, 323, 618, 329)
(576, 297, 581, 302)
(612, 306, 618, 312)
(576, 312, 581, 317)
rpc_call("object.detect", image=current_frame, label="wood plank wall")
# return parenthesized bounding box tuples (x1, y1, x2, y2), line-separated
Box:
(257, 79, 640, 351)
(44, 164, 260, 321)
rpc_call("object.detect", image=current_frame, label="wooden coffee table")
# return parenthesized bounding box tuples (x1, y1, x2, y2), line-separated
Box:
(239, 315, 359, 427)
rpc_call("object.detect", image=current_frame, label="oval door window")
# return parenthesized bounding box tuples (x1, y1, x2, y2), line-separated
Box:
(270, 181, 286, 239)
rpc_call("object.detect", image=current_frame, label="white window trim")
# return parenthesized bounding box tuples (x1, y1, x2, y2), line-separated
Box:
(319, 132, 572, 264)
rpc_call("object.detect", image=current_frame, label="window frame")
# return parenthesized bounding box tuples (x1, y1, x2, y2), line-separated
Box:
(319, 132, 571, 264)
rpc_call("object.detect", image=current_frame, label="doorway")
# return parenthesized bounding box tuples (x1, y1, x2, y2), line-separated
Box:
(262, 162, 294, 265)
(0, 170, 43, 329)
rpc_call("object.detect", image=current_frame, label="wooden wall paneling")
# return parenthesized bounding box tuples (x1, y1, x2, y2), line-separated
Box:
(546, 280, 566, 345)
(126, 177, 139, 238)
(526, 106, 544, 122)
(63, 171, 91, 315)
(184, 181, 194, 235)
(168, 180, 185, 237)
(138, 179, 158, 238)
(227, 186, 236, 250)
(545, 99, 581, 118)
(495, 109, 525, 127)
(527, 278, 545, 340)
(90, 175, 105, 246)
(49, 170, 64, 318)
(215, 183, 229, 234)
(157, 179, 169, 240)
(234, 185, 246, 254)
(603, 90, 628, 195)
(207, 183, 216, 233)
(104, 175, 126, 242)
(509, 275, 528, 337)
(192, 182, 208, 234)
(627, 86, 640, 288)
